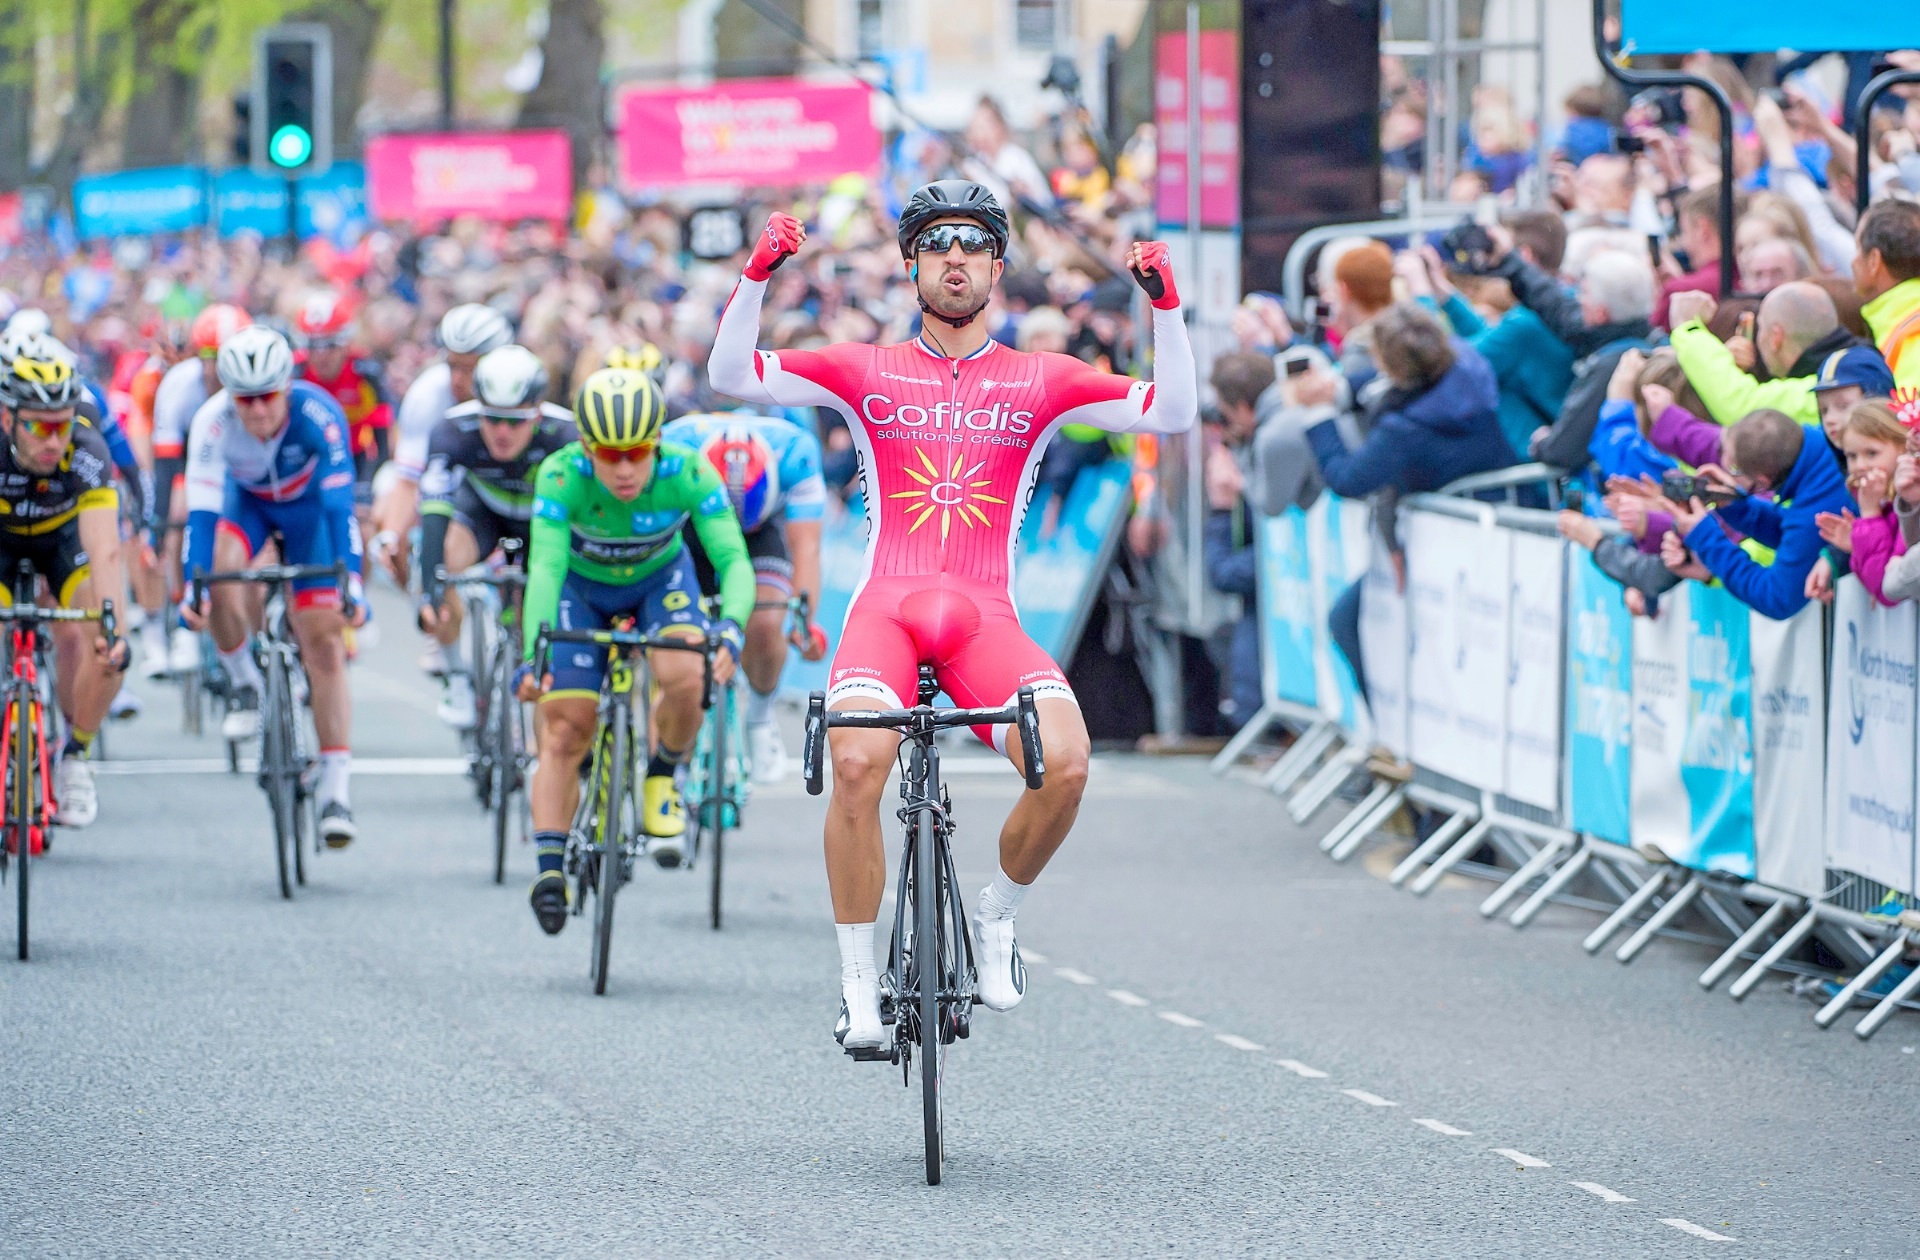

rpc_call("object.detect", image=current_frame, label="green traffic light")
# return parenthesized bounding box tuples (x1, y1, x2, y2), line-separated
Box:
(269, 124, 313, 168)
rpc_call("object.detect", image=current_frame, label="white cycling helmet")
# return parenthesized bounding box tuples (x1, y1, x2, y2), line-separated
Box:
(473, 345, 550, 415)
(4, 308, 52, 341)
(0, 330, 76, 367)
(438, 304, 513, 356)
(217, 326, 296, 395)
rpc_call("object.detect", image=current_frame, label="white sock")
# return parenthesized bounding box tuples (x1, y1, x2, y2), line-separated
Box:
(219, 644, 263, 693)
(319, 749, 352, 807)
(976, 867, 1029, 922)
(836, 922, 877, 988)
(746, 686, 775, 726)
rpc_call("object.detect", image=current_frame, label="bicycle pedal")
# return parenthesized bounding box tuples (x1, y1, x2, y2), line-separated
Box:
(843, 1044, 893, 1062)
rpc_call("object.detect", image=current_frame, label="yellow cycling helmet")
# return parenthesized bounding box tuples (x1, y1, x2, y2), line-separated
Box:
(573, 368, 666, 449)
(605, 343, 664, 377)
(1, 354, 84, 411)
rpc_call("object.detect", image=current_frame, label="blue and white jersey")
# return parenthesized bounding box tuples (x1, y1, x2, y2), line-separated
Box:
(184, 379, 358, 578)
(662, 411, 826, 534)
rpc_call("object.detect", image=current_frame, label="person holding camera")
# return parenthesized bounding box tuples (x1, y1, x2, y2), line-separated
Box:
(1657, 407, 1852, 620)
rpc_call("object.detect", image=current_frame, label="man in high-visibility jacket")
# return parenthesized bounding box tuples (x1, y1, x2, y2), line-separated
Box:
(1854, 199, 1920, 390)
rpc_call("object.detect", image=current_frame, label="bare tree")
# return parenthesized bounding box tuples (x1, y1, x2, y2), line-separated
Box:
(288, 0, 385, 158)
(516, 0, 604, 191)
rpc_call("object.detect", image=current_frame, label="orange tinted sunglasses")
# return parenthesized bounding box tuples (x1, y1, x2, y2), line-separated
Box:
(588, 440, 658, 464)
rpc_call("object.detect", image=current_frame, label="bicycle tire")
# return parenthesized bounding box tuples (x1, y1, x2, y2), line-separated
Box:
(291, 674, 311, 887)
(263, 651, 295, 901)
(590, 703, 628, 996)
(181, 664, 202, 736)
(916, 804, 943, 1185)
(489, 649, 513, 884)
(13, 691, 33, 961)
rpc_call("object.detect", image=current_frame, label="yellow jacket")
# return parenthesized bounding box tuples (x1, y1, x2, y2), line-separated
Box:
(1863, 277, 1920, 390)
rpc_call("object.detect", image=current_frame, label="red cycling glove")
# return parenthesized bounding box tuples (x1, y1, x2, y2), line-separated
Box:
(1130, 241, 1181, 311)
(745, 213, 806, 282)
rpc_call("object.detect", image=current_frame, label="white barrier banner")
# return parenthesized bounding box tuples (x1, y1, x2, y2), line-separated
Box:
(1825, 579, 1918, 896)
(1404, 512, 1510, 791)
(1505, 532, 1565, 812)
(1309, 495, 1372, 735)
(1629, 584, 1691, 858)
(1750, 603, 1826, 896)
(1359, 533, 1409, 757)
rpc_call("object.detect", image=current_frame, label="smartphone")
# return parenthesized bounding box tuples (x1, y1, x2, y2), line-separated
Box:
(1284, 356, 1313, 377)
(1646, 234, 1664, 271)
(1736, 312, 1756, 340)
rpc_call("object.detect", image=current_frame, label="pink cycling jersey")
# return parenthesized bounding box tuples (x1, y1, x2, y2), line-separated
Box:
(708, 275, 1196, 723)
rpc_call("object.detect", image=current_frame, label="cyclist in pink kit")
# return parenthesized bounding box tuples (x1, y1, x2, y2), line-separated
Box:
(709, 181, 1196, 1051)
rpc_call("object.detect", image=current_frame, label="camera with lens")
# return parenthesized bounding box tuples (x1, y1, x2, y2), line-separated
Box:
(1660, 469, 1740, 507)
(1437, 219, 1499, 276)
(1629, 88, 1686, 132)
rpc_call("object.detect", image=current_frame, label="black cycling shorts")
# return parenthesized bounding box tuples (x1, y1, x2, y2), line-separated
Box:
(0, 527, 91, 608)
(682, 519, 791, 602)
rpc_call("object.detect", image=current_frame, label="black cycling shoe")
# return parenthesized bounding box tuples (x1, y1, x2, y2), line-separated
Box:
(530, 872, 569, 935)
(319, 801, 357, 849)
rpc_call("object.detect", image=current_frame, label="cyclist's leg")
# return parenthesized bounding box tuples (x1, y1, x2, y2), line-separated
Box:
(741, 525, 792, 698)
(207, 493, 270, 656)
(273, 503, 356, 831)
(427, 489, 497, 654)
(822, 577, 920, 922)
(532, 572, 617, 832)
(45, 539, 111, 826)
(635, 553, 710, 853)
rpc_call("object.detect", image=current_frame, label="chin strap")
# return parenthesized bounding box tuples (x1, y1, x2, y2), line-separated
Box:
(917, 294, 989, 329)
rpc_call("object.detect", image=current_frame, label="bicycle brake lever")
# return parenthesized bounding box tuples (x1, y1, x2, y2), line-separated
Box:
(701, 629, 719, 710)
(803, 691, 826, 796)
(1016, 686, 1045, 791)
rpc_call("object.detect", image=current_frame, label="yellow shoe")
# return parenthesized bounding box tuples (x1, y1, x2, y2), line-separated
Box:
(642, 773, 688, 841)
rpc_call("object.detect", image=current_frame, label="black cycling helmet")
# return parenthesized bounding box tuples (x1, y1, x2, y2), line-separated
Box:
(896, 180, 1010, 260)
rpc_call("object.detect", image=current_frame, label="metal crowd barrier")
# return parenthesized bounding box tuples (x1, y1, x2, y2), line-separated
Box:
(1214, 492, 1920, 1040)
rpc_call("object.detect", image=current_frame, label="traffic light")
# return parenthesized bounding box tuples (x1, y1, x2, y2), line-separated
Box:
(250, 25, 332, 178)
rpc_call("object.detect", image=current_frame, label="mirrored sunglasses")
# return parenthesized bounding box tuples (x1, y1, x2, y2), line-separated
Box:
(913, 224, 996, 256)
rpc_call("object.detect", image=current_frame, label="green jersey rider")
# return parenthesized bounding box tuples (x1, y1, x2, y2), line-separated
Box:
(515, 368, 754, 934)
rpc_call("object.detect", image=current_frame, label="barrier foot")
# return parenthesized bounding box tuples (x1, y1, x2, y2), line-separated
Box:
(1699, 900, 1791, 991)
(1582, 869, 1668, 954)
(1315, 781, 1394, 854)
(1853, 950, 1920, 1040)
(1477, 833, 1570, 917)
(1408, 817, 1495, 896)
(1389, 810, 1473, 887)
(1289, 745, 1366, 825)
(1260, 722, 1337, 795)
(1729, 909, 1819, 1000)
(1209, 705, 1278, 776)
(1328, 788, 1409, 862)
(1509, 844, 1592, 928)
(1815, 932, 1911, 1029)
(1615, 875, 1704, 963)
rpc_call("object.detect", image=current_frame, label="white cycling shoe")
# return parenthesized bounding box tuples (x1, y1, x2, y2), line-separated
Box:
(110, 683, 143, 720)
(139, 634, 171, 680)
(54, 757, 97, 828)
(438, 672, 477, 730)
(748, 720, 788, 784)
(168, 627, 201, 674)
(835, 978, 887, 1052)
(222, 686, 262, 741)
(971, 914, 1027, 1012)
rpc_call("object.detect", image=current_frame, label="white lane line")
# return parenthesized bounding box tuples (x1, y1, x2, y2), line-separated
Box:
(1053, 967, 1098, 985)
(1271, 1059, 1329, 1079)
(1341, 1089, 1398, 1108)
(1571, 1181, 1636, 1204)
(1491, 1148, 1551, 1169)
(1660, 1219, 1735, 1242)
(1020, 949, 1048, 965)
(1157, 1011, 1204, 1028)
(1411, 1118, 1472, 1136)
(1105, 989, 1150, 1007)
(1215, 1033, 1263, 1051)
(96, 756, 470, 777)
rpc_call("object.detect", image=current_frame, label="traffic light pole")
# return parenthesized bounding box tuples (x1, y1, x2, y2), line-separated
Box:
(438, 0, 456, 128)
(286, 176, 300, 253)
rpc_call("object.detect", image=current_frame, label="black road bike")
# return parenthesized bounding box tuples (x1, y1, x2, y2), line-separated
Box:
(436, 538, 530, 884)
(534, 623, 719, 995)
(804, 666, 1045, 1185)
(193, 562, 349, 900)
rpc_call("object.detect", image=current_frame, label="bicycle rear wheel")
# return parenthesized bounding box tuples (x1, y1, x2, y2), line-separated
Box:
(490, 650, 513, 884)
(589, 708, 629, 995)
(262, 652, 296, 900)
(11, 691, 33, 961)
(915, 806, 943, 1184)
(707, 692, 728, 931)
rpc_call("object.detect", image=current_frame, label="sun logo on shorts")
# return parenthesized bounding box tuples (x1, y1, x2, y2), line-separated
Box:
(891, 447, 1008, 540)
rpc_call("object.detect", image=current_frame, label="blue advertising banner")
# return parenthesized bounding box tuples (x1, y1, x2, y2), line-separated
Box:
(1676, 583, 1756, 877)
(1566, 549, 1633, 845)
(73, 166, 206, 239)
(214, 163, 368, 241)
(1620, 2, 1920, 53)
(1308, 495, 1369, 733)
(1256, 507, 1317, 709)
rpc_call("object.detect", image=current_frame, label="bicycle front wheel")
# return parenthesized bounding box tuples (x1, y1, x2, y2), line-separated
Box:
(490, 652, 515, 884)
(11, 692, 34, 961)
(915, 807, 943, 1184)
(589, 709, 629, 996)
(262, 652, 296, 900)
(707, 695, 728, 931)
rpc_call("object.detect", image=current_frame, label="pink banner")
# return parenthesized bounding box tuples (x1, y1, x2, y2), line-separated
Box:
(1154, 32, 1240, 228)
(365, 131, 573, 223)
(618, 79, 880, 188)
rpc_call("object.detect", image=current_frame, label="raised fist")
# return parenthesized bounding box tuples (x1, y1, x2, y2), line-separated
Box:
(1127, 241, 1181, 311)
(745, 213, 807, 282)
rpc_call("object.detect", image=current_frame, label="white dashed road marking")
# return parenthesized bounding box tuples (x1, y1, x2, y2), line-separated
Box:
(1020, 950, 1048, 965)
(1052, 968, 1098, 985)
(1271, 1059, 1330, 1079)
(1411, 1118, 1472, 1136)
(1571, 1182, 1635, 1204)
(1105, 989, 1150, 1007)
(1492, 1148, 1552, 1169)
(1214, 1034, 1263, 1051)
(1157, 1011, 1204, 1028)
(1660, 1219, 1735, 1242)
(1341, 1089, 1398, 1107)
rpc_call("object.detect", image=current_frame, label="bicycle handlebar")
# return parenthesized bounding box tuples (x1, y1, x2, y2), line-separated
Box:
(801, 685, 1045, 795)
(437, 564, 527, 590)
(191, 560, 354, 620)
(532, 623, 724, 710)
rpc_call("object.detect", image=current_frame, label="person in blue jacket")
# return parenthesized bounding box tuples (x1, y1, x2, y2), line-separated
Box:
(1301, 302, 1513, 698)
(1662, 409, 1853, 621)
